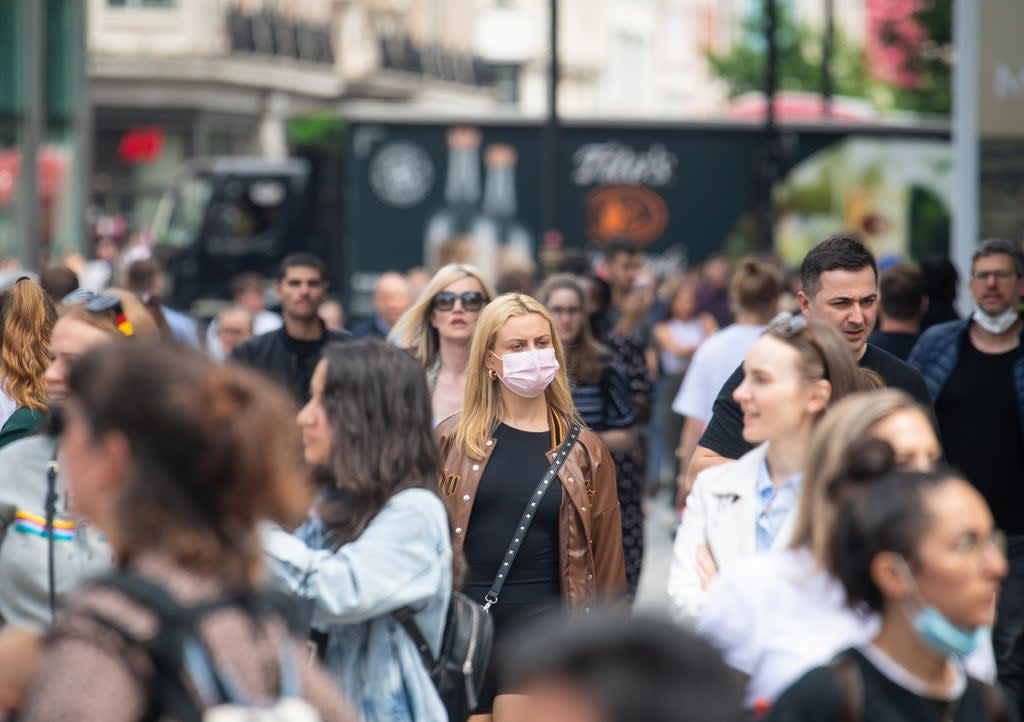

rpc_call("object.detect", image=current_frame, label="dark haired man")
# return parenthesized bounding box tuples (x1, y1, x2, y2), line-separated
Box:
(504, 612, 745, 722)
(231, 253, 347, 402)
(684, 234, 932, 491)
(910, 238, 1024, 696)
(868, 262, 927, 361)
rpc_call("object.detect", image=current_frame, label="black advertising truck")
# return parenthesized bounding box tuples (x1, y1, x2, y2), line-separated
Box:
(151, 117, 951, 320)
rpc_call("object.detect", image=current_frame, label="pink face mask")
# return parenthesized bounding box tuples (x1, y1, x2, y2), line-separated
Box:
(490, 348, 560, 398)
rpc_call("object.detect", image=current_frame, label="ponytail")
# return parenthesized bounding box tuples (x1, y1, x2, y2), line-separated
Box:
(0, 279, 57, 411)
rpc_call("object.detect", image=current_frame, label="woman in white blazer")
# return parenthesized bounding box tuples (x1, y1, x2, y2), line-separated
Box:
(668, 314, 879, 622)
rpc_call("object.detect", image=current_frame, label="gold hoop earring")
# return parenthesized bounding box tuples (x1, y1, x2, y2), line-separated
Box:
(488, 368, 498, 381)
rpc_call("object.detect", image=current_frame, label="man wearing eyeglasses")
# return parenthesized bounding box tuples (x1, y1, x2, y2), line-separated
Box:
(683, 233, 933, 493)
(231, 253, 348, 403)
(909, 238, 1024, 696)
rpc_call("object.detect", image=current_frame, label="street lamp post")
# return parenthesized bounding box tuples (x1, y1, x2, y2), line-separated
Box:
(540, 0, 561, 255)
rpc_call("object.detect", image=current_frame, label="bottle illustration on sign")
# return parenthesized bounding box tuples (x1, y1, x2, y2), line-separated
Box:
(474, 144, 534, 279)
(423, 127, 486, 276)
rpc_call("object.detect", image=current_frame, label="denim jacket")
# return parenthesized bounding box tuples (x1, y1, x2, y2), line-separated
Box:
(264, 488, 452, 722)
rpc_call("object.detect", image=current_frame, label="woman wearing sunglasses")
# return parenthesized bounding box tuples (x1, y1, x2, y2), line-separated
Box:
(667, 314, 877, 623)
(390, 264, 495, 424)
(0, 279, 56, 450)
(0, 290, 156, 630)
(436, 293, 626, 722)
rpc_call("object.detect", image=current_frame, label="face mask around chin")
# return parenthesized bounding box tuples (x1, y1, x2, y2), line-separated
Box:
(973, 304, 1020, 335)
(910, 606, 987, 659)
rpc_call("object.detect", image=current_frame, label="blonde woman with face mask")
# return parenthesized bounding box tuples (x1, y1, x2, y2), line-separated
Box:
(436, 293, 626, 722)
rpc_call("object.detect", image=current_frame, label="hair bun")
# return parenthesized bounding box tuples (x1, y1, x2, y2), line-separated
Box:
(826, 438, 896, 500)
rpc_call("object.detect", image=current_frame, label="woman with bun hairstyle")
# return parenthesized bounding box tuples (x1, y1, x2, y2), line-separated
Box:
(672, 257, 782, 500)
(0, 279, 57, 449)
(436, 293, 625, 722)
(766, 442, 1009, 721)
(696, 389, 995, 711)
(667, 315, 877, 622)
(13, 340, 355, 722)
(389, 264, 495, 423)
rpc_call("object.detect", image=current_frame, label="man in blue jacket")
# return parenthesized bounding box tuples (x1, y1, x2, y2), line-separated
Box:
(909, 238, 1024, 698)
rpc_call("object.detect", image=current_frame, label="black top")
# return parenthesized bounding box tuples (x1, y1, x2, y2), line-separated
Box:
(936, 338, 1024, 533)
(868, 330, 920, 362)
(463, 424, 562, 606)
(765, 648, 1004, 722)
(699, 344, 935, 460)
(231, 323, 349, 403)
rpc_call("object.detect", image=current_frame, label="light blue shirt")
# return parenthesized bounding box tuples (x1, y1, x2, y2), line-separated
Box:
(755, 460, 803, 552)
(264, 488, 452, 722)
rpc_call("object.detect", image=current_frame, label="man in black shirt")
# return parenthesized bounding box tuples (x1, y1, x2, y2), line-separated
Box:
(684, 234, 933, 491)
(868, 261, 926, 361)
(909, 238, 1024, 697)
(232, 253, 348, 402)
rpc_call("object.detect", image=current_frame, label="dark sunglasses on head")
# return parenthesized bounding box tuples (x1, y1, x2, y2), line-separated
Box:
(61, 290, 135, 336)
(432, 290, 487, 312)
(766, 311, 807, 338)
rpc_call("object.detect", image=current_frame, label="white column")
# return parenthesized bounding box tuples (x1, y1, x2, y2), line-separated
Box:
(952, 0, 977, 315)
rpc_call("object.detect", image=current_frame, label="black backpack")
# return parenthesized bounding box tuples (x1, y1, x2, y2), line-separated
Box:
(392, 591, 494, 722)
(79, 572, 322, 722)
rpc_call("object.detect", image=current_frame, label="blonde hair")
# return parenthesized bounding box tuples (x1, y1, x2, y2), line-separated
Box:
(789, 389, 931, 566)
(388, 264, 496, 370)
(62, 288, 160, 339)
(450, 293, 582, 459)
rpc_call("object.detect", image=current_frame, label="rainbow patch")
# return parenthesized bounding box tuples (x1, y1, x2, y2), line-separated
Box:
(13, 510, 77, 541)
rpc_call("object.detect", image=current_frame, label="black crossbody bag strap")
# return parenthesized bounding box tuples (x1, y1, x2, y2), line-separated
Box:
(482, 423, 581, 612)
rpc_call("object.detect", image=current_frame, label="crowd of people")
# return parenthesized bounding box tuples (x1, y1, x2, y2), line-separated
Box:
(0, 229, 1019, 722)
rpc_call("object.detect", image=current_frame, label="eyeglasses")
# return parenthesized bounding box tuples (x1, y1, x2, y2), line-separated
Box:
(766, 311, 807, 337)
(549, 306, 583, 318)
(972, 270, 1019, 283)
(432, 290, 487, 312)
(61, 290, 135, 337)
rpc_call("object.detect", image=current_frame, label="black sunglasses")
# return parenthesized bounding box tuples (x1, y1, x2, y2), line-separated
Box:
(62, 289, 121, 312)
(766, 311, 807, 338)
(432, 290, 487, 312)
(61, 290, 135, 336)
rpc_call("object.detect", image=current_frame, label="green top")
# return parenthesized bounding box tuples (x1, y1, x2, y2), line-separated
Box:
(0, 407, 45, 450)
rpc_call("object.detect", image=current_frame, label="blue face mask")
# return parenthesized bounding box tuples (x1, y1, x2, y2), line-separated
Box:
(896, 556, 988, 659)
(911, 606, 988, 659)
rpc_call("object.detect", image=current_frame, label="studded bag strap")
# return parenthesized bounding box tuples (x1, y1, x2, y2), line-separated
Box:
(481, 423, 582, 612)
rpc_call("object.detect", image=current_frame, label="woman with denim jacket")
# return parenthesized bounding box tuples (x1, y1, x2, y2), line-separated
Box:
(435, 293, 626, 722)
(265, 339, 455, 722)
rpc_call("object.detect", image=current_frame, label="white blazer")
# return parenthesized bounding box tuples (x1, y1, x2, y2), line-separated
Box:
(667, 443, 798, 624)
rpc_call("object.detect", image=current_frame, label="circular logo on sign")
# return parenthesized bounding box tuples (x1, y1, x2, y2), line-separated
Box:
(369, 142, 434, 207)
(586, 185, 669, 246)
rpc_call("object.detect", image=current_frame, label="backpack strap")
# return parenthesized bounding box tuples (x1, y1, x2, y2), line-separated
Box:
(969, 678, 1010, 722)
(83, 572, 283, 722)
(829, 651, 864, 722)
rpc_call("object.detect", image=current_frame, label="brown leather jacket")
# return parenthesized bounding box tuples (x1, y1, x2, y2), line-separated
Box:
(435, 414, 627, 612)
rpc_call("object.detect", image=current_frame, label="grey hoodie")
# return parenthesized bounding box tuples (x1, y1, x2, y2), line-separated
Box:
(0, 435, 110, 630)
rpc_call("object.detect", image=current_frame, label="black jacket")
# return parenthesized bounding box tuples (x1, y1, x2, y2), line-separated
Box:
(230, 323, 349, 402)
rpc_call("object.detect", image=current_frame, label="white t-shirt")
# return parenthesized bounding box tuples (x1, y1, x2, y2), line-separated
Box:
(672, 323, 765, 422)
(695, 547, 995, 708)
(659, 318, 707, 376)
